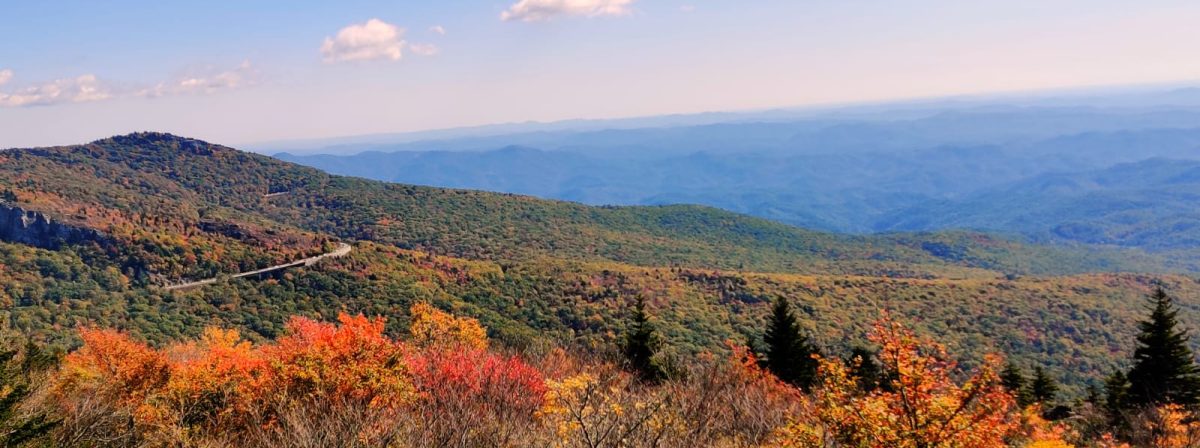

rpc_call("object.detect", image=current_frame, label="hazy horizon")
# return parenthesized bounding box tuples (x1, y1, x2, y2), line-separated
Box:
(5, 1, 1200, 148)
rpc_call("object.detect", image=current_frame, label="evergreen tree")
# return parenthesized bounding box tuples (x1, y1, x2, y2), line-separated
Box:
(1000, 362, 1032, 407)
(622, 296, 664, 382)
(847, 346, 882, 392)
(1029, 366, 1058, 404)
(1104, 371, 1130, 431)
(1126, 287, 1200, 406)
(1084, 384, 1102, 406)
(763, 296, 818, 390)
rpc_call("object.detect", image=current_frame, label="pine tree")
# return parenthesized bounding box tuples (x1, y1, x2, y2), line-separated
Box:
(1030, 366, 1058, 404)
(847, 346, 882, 392)
(622, 296, 664, 382)
(1126, 287, 1200, 406)
(763, 296, 818, 389)
(1104, 371, 1130, 430)
(1000, 362, 1032, 407)
(1085, 384, 1102, 406)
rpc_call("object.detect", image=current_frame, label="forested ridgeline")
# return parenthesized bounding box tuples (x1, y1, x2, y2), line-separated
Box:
(0, 133, 1176, 277)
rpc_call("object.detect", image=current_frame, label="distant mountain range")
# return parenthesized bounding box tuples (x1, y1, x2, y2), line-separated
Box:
(276, 103, 1200, 267)
(4, 133, 1162, 278)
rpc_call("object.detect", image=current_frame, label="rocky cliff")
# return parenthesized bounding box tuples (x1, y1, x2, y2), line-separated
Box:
(0, 203, 107, 249)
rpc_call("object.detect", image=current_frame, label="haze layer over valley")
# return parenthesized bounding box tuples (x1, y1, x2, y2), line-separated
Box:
(275, 88, 1200, 267)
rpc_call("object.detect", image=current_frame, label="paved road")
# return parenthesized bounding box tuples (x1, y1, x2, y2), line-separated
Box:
(164, 242, 352, 291)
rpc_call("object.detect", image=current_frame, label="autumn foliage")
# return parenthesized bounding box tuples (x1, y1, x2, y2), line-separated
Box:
(31, 307, 1200, 447)
(772, 314, 1020, 447)
(408, 301, 489, 350)
(41, 305, 546, 446)
(406, 346, 546, 445)
(267, 313, 413, 409)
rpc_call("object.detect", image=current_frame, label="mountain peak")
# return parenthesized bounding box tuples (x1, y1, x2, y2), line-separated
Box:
(92, 132, 224, 156)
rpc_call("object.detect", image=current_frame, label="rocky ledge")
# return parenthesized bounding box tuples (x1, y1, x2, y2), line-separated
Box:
(0, 203, 107, 250)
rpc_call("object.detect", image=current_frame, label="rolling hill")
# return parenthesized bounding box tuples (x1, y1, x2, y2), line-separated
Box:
(3, 133, 1168, 278)
(878, 158, 1200, 255)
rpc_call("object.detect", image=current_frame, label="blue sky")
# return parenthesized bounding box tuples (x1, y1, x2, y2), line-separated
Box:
(2, 0, 1200, 148)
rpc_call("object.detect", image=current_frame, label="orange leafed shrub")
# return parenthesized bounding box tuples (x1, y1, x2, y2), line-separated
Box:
(1015, 405, 1076, 448)
(265, 313, 413, 409)
(153, 327, 269, 430)
(409, 302, 489, 350)
(55, 327, 170, 408)
(50, 327, 172, 445)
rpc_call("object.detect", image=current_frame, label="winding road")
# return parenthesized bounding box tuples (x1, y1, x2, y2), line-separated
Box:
(163, 242, 352, 291)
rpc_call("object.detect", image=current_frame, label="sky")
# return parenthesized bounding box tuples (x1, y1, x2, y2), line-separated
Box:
(2, 0, 1200, 148)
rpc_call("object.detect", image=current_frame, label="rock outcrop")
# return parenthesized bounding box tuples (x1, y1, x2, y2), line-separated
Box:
(0, 203, 107, 249)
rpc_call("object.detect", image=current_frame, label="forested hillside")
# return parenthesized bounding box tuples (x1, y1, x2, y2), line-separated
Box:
(0, 133, 1194, 388)
(3, 133, 1166, 277)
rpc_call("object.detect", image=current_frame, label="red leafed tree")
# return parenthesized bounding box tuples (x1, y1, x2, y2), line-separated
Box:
(406, 318, 546, 446)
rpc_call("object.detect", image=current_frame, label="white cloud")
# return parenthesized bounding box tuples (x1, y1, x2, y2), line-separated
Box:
(321, 19, 406, 63)
(138, 61, 258, 98)
(430, 25, 446, 35)
(501, 0, 635, 22)
(0, 73, 112, 107)
(408, 43, 440, 57)
(0, 62, 257, 108)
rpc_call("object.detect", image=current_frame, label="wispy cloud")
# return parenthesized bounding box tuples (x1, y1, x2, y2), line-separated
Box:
(408, 43, 440, 57)
(430, 25, 446, 35)
(0, 73, 112, 107)
(136, 61, 258, 98)
(321, 19, 406, 63)
(501, 0, 635, 22)
(0, 62, 257, 108)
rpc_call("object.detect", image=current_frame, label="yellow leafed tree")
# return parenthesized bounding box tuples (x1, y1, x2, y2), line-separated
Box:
(773, 314, 1019, 448)
(409, 302, 489, 350)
